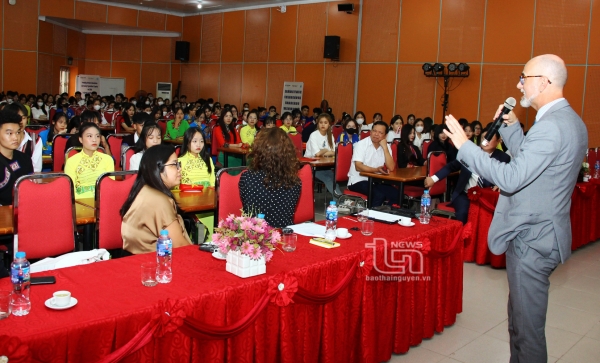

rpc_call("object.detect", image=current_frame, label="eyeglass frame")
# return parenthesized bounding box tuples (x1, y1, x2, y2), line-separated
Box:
(163, 161, 181, 170)
(520, 73, 552, 86)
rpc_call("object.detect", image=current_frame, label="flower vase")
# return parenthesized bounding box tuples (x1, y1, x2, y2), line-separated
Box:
(226, 249, 266, 278)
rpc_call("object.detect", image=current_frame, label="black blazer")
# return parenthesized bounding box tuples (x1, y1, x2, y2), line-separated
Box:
(428, 140, 458, 163)
(122, 133, 136, 147)
(397, 143, 425, 168)
(435, 149, 511, 202)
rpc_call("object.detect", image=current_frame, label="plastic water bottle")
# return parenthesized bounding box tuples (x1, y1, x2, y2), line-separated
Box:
(156, 230, 173, 283)
(594, 161, 600, 179)
(325, 201, 338, 241)
(419, 190, 431, 224)
(10, 251, 31, 316)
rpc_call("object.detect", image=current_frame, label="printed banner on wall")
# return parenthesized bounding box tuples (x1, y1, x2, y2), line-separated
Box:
(281, 82, 304, 113)
(76, 75, 101, 94)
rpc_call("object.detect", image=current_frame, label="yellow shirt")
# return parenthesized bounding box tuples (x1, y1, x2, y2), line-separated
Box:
(177, 152, 216, 188)
(240, 125, 258, 145)
(65, 150, 114, 199)
(280, 125, 297, 134)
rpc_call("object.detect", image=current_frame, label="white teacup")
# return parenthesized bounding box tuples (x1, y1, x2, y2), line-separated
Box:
(398, 216, 411, 225)
(336, 228, 349, 238)
(52, 291, 71, 307)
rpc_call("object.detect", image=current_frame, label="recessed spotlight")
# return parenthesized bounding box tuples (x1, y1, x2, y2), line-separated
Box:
(197, 3, 202, 8)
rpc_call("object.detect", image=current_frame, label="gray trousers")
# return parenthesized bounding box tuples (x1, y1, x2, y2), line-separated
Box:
(506, 239, 560, 363)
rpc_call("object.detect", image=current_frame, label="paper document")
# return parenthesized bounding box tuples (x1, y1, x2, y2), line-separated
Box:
(287, 222, 326, 238)
(363, 210, 401, 223)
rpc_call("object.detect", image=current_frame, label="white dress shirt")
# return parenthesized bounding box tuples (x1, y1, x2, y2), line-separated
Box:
(347, 137, 393, 185)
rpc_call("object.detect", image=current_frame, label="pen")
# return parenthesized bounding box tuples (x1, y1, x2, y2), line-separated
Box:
(314, 238, 336, 246)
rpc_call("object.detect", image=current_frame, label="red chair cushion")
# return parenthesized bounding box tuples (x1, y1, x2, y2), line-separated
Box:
(343, 189, 368, 200)
(97, 174, 136, 250)
(436, 201, 455, 213)
(404, 185, 424, 198)
(217, 170, 246, 221)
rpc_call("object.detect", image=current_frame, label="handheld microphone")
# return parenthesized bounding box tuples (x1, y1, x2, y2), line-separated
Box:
(481, 97, 516, 146)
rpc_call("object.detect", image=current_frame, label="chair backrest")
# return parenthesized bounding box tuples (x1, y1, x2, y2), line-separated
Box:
(175, 145, 181, 156)
(215, 167, 247, 222)
(427, 151, 447, 196)
(332, 125, 343, 140)
(52, 134, 71, 171)
(114, 115, 124, 133)
(95, 170, 138, 250)
(25, 125, 48, 135)
(288, 133, 303, 158)
(107, 134, 127, 169)
(422, 140, 432, 159)
(122, 146, 136, 171)
(157, 120, 167, 138)
(359, 130, 370, 140)
(334, 142, 353, 185)
(588, 148, 598, 171)
(211, 124, 219, 156)
(293, 164, 314, 224)
(49, 108, 57, 122)
(391, 140, 400, 164)
(13, 174, 76, 259)
(103, 111, 115, 124)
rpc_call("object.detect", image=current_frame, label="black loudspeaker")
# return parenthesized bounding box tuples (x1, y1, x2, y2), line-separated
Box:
(337, 3, 354, 13)
(324, 36, 340, 60)
(175, 41, 190, 62)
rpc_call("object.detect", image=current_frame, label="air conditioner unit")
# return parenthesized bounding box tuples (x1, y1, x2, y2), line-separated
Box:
(156, 82, 172, 100)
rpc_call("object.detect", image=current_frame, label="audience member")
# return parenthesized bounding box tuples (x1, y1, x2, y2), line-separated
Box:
(164, 107, 189, 140)
(397, 124, 425, 168)
(413, 118, 431, 152)
(129, 123, 162, 171)
(214, 108, 244, 167)
(428, 124, 458, 162)
(240, 109, 259, 146)
(337, 119, 359, 144)
(305, 113, 341, 197)
(0, 109, 33, 205)
(386, 115, 403, 142)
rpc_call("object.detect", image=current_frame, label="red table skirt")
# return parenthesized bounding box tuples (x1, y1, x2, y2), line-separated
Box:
(0, 218, 466, 363)
(465, 181, 600, 268)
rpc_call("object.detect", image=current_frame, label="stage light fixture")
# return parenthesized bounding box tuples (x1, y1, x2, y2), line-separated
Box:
(448, 63, 457, 72)
(433, 63, 444, 73)
(422, 63, 433, 73)
(458, 63, 469, 72)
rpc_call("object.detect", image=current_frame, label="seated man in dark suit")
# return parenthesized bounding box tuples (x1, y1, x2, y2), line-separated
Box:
(424, 124, 510, 224)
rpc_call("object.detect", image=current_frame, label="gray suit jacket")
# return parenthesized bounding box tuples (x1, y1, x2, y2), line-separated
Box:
(457, 99, 587, 263)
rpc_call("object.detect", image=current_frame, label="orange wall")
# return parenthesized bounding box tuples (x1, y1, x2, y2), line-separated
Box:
(173, 0, 598, 147)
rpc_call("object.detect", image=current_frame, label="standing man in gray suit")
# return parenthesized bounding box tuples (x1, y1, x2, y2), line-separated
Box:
(443, 54, 588, 363)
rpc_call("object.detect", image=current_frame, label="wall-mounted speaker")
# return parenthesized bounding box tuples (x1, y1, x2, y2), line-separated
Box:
(337, 3, 354, 13)
(324, 36, 340, 60)
(175, 41, 190, 62)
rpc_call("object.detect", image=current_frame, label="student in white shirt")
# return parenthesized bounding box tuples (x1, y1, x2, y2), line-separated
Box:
(31, 96, 50, 121)
(305, 113, 341, 197)
(386, 115, 403, 143)
(6, 103, 43, 172)
(347, 121, 397, 207)
(412, 118, 431, 152)
(354, 111, 370, 131)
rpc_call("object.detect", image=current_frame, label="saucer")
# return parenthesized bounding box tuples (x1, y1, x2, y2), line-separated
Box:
(212, 251, 227, 260)
(45, 297, 78, 310)
(335, 233, 352, 239)
(398, 221, 415, 227)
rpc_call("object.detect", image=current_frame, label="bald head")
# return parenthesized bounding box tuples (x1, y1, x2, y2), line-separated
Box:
(528, 54, 567, 88)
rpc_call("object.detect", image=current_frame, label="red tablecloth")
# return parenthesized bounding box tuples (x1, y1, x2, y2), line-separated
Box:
(0, 217, 465, 363)
(466, 181, 600, 268)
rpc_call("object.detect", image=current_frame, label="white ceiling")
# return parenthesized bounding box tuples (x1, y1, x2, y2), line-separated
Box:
(80, 0, 326, 15)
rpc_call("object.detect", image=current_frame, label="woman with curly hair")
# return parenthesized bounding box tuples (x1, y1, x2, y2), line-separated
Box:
(239, 128, 302, 228)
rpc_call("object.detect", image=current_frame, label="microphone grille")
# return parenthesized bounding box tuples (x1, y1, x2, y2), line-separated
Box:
(505, 97, 516, 110)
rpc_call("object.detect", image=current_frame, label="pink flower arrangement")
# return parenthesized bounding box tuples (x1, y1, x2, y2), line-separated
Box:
(212, 213, 280, 261)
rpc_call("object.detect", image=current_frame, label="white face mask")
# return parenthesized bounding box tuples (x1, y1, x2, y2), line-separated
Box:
(356, 118, 364, 125)
(162, 111, 167, 116)
(7, 99, 13, 104)
(146, 111, 152, 115)
(208, 103, 213, 107)
(78, 100, 85, 106)
(93, 105, 101, 111)
(242, 120, 247, 126)
(37, 102, 44, 107)
(145, 101, 150, 105)
(158, 101, 164, 106)
(131, 100, 137, 105)
(415, 126, 424, 133)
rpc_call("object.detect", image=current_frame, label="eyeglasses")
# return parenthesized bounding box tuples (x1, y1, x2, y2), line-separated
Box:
(164, 161, 181, 170)
(520, 73, 552, 85)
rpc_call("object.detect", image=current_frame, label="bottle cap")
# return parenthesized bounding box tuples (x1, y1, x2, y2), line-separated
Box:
(330, 201, 336, 205)
(424, 190, 430, 194)
(15, 251, 25, 259)
(160, 230, 169, 236)
(257, 213, 265, 219)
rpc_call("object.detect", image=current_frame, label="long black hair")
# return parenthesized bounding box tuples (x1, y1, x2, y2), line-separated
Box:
(134, 123, 162, 153)
(433, 124, 450, 149)
(217, 108, 238, 143)
(399, 124, 417, 164)
(120, 144, 177, 217)
(49, 112, 68, 143)
(180, 127, 212, 174)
